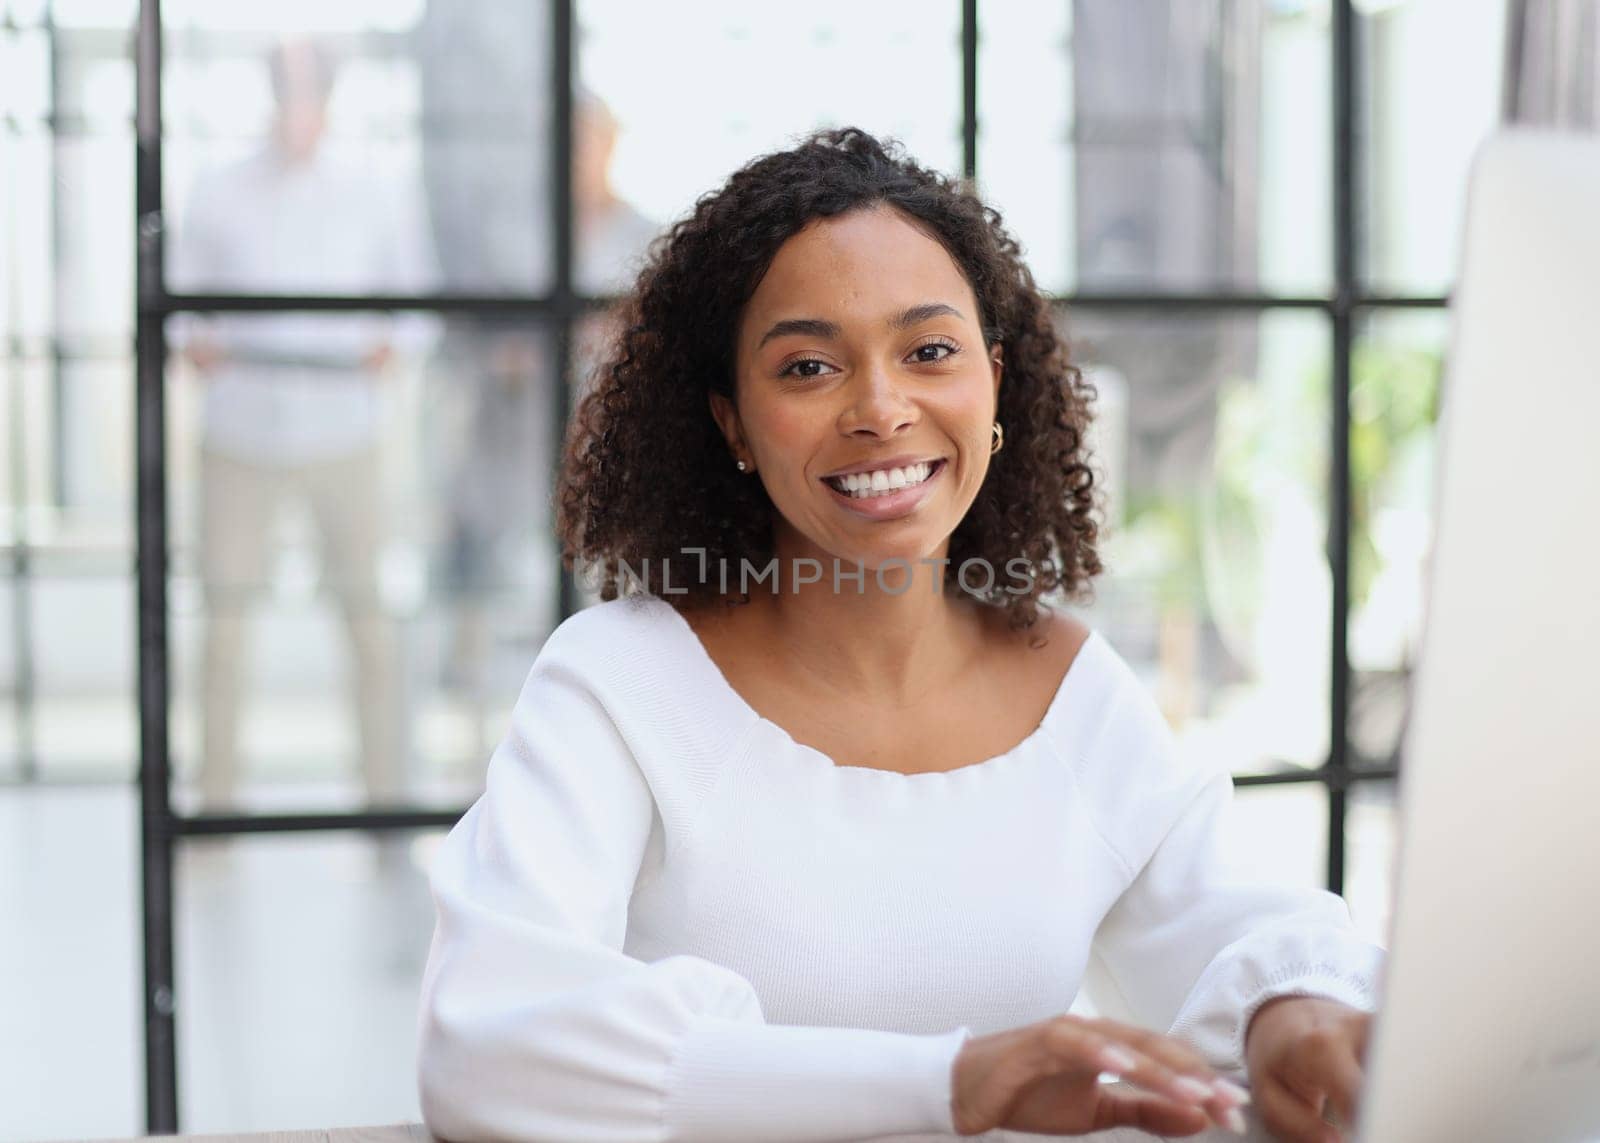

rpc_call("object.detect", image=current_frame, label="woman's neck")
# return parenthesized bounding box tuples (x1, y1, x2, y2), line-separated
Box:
(742, 542, 988, 709)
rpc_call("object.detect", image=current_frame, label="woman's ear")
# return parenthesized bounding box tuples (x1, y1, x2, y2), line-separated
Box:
(989, 342, 1004, 399)
(708, 391, 748, 468)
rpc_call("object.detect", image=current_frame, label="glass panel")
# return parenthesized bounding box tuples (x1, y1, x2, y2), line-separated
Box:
(1348, 309, 1446, 770)
(0, 26, 52, 121)
(979, 0, 1331, 297)
(47, 354, 135, 551)
(1505, 0, 1600, 127)
(1361, 0, 1507, 296)
(3, 132, 55, 339)
(2, 350, 136, 776)
(56, 135, 136, 339)
(4, 0, 48, 26)
(162, 4, 554, 296)
(53, 17, 137, 126)
(175, 828, 443, 1132)
(166, 312, 561, 815)
(52, 0, 139, 28)
(412, 315, 566, 778)
(1, 87, 23, 772)
(10, 352, 135, 552)
(1063, 307, 1332, 776)
(0, 785, 143, 1140)
(413, 0, 555, 296)
(0, 134, 14, 345)
(0, 576, 15, 779)
(1, 358, 16, 537)
(1345, 778, 1399, 948)
(30, 573, 137, 780)
(577, 0, 962, 262)
(569, 88, 665, 298)
(976, 4, 1074, 295)
(14, 356, 53, 530)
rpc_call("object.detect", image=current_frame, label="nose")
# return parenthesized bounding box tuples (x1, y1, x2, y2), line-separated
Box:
(838, 361, 918, 439)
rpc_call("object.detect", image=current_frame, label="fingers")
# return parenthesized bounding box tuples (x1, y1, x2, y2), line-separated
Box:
(1060, 1020, 1246, 1132)
(1284, 1021, 1365, 1129)
(1093, 1084, 1214, 1137)
(1086, 1020, 1231, 1100)
(1085, 1018, 1208, 1076)
(1255, 1078, 1342, 1143)
(1352, 1011, 1374, 1066)
(1086, 1036, 1210, 1107)
(1321, 1047, 1364, 1127)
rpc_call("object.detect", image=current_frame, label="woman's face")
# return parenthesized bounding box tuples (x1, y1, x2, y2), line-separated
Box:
(715, 204, 1003, 572)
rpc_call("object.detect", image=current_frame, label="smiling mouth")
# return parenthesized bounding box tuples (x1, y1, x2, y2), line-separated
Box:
(822, 459, 945, 499)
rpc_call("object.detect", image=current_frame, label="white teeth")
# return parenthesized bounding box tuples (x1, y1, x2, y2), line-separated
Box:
(827, 461, 937, 499)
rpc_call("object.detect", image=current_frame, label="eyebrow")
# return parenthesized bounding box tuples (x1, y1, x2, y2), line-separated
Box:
(755, 302, 965, 350)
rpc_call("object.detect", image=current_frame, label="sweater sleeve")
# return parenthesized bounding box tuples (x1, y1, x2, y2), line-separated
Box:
(415, 629, 972, 1143)
(1069, 657, 1386, 1084)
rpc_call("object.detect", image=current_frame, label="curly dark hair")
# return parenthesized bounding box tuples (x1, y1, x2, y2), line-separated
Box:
(556, 126, 1104, 632)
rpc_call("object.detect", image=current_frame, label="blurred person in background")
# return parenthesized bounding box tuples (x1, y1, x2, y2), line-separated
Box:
(1505, 0, 1599, 127)
(1066, 1, 1265, 722)
(169, 37, 438, 815)
(572, 86, 662, 303)
(415, 0, 656, 727)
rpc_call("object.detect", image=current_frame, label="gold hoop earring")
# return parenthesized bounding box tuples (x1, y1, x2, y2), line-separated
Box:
(990, 421, 1004, 455)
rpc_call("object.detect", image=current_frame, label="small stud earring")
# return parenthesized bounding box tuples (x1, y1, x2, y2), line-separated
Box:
(736, 460, 748, 472)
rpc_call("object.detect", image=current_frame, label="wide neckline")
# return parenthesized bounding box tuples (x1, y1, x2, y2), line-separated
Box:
(648, 594, 1101, 780)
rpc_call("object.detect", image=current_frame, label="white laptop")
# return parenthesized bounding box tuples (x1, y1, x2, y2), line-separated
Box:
(1352, 130, 1600, 1142)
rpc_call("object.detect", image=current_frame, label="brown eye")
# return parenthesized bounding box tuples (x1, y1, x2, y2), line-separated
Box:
(910, 339, 959, 363)
(780, 357, 833, 379)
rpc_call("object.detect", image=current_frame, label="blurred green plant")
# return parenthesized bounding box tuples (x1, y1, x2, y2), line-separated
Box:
(1114, 487, 1192, 609)
(1115, 338, 1440, 617)
(1345, 340, 1441, 607)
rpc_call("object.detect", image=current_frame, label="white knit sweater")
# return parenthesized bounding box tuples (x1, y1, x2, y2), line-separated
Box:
(415, 592, 1385, 1142)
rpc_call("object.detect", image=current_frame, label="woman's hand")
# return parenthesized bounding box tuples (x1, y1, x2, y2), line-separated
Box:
(1244, 996, 1371, 1143)
(950, 1013, 1252, 1137)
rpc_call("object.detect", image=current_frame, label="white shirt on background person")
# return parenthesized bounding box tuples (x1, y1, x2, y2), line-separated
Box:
(169, 144, 441, 466)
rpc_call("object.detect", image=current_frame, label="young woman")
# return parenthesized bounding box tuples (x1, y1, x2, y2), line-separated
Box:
(416, 127, 1382, 1143)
